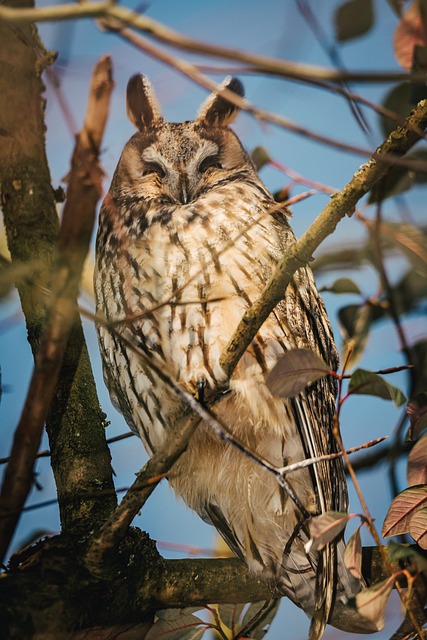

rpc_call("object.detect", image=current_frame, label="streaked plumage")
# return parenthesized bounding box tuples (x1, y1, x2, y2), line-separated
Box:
(94, 75, 375, 637)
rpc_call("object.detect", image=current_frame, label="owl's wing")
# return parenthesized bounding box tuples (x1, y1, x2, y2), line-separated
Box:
(273, 274, 357, 637)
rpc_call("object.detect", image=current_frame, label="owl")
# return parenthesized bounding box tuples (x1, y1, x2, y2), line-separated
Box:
(94, 75, 375, 638)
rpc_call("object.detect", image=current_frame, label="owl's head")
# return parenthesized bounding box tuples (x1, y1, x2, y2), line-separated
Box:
(112, 75, 261, 206)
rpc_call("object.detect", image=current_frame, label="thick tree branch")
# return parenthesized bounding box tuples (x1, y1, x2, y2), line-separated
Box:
(2, 535, 424, 640)
(219, 99, 427, 380)
(0, 55, 115, 563)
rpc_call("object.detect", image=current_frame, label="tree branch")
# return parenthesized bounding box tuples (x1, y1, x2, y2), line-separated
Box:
(0, 2, 426, 85)
(219, 99, 427, 380)
(0, 55, 115, 563)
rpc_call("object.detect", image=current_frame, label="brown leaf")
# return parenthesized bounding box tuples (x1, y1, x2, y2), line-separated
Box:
(407, 393, 427, 441)
(393, 0, 427, 69)
(409, 506, 427, 549)
(408, 433, 427, 486)
(344, 525, 363, 579)
(305, 511, 352, 553)
(382, 485, 427, 537)
(265, 348, 330, 399)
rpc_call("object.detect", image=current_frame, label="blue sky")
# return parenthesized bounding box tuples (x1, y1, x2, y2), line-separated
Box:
(1, 1, 425, 638)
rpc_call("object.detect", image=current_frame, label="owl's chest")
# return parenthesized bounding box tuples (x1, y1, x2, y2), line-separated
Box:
(129, 198, 278, 302)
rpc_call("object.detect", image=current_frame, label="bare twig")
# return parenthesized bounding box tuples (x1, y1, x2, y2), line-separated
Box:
(0, 56, 114, 563)
(278, 437, 387, 475)
(0, 2, 426, 85)
(97, 21, 375, 158)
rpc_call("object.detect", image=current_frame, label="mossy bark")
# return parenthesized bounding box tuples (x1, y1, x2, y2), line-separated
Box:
(0, 0, 116, 542)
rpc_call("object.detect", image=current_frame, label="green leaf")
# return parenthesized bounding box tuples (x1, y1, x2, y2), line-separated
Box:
(368, 164, 413, 203)
(382, 485, 427, 537)
(379, 82, 411, 137)
(386, 539, 427, 571)
(393, 268, 427, 317)
(265, 349, 330, 398)
(335, 0, 374, 42)
(305, 511, 352, 553)
(251, 146, 271, 171)
(348, 369, 406, 407)
(320, 277, 361, 295)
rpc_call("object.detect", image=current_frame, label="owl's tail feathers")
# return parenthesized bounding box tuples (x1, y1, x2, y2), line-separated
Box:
(326, 541, 383, 635)
(279, 540, 381, 638)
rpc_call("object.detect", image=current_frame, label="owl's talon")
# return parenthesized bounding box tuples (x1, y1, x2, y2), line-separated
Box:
(196, 378, 206, 404)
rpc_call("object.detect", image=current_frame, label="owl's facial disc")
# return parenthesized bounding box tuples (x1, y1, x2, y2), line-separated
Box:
(136, 125, 247, 205)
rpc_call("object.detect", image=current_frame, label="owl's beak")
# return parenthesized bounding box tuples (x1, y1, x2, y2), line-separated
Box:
(177, 173, 190, 205)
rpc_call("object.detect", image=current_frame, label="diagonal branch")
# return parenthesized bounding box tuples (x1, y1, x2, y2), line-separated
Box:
(0, 56, 114, 564)
(219, 99, 427, 380)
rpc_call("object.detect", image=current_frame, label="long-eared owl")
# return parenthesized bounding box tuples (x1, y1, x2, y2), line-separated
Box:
(94, 75, 376, 638)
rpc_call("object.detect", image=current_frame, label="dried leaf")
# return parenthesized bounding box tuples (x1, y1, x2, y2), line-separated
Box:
(335, 0, 374, 42)
(240, 600, 281, 640)
(409, 340, 427, 398)
(349, 577, 394, 630)
(348, 369, 406, 407)
(145, 609, 206, 640)
(408, 433, 427, 486)
(409, 506, 427, 549)
(379, 222, 427, 270)
(407, 393, 427, 441)
(305, 511, 351, 553)
(382, 485, 427, 537)
(338, 304, 378, 366)
(344, 525, 363, 579)
(393, 0, 427, 69)
(320, 277, 361, 295)
(265, 348, 330, 398)
(0, 260, 40, 298)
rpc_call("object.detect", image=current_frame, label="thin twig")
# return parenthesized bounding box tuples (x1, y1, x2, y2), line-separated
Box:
(0, 2, 426, 84)
(279, 437, 387, 475)
(97, 21, 375, 158)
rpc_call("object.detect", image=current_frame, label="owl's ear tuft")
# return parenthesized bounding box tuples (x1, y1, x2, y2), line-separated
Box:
(197, 77, 244, 127)
(126, 74, 163, 131)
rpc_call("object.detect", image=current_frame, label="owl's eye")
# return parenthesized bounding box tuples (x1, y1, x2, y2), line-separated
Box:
(199, 155, 222, 173)
(142, 162, 165, 178)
